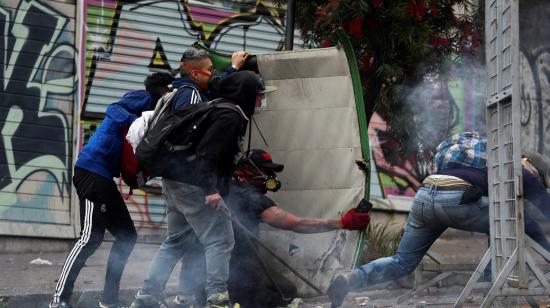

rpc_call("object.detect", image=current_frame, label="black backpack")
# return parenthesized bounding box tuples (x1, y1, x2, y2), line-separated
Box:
(135, 89, 245, 177)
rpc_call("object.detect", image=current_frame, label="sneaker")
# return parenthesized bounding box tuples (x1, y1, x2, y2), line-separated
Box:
(99, 300, 129, 308)
(205, 291, 236, 308)
(327, 271, 359, 307)
(49, 301, 73, 308)
(130, 289, 167, 308)
(173, 294, 200, 308)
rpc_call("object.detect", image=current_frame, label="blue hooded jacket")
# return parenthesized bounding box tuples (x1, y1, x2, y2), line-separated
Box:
(75, 90, 153, 180)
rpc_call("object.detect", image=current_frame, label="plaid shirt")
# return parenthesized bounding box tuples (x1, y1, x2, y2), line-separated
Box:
(434, 132, 487, 172)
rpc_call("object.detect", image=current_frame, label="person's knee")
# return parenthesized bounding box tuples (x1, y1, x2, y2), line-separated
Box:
(114, 229, 137, 254)
(119, 228, 137, 245)
(204, 233, 234, 253)
(85, 232, 105, 249)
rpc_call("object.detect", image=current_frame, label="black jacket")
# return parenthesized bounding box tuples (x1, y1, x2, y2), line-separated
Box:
(166, 71, 258, 195)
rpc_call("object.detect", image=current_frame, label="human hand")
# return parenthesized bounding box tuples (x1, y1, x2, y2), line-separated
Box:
(231, 51, 249, 70)
(205, 193, 223, 210)
(340, 208, 371, 230)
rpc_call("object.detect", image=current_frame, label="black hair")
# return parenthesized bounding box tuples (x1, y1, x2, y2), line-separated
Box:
(144, 72, 175, 105)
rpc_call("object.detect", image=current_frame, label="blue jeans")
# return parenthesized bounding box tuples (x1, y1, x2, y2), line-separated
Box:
(142, 179, 234, 298)
(353, 186, 550, 288)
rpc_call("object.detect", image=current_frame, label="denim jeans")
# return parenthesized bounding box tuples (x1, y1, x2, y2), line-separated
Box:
(352, 186, 489, 288)
(142, 179, 234, 299)
(353, 186, 550, 288)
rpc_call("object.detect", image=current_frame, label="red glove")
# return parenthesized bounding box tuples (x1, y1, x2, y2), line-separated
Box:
(340, 208, 371, 230)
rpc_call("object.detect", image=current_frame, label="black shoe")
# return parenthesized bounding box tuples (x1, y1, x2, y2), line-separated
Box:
(49, 301, 73, 308)
(327, 271, 358, 307)
(204, 291, 237, 308)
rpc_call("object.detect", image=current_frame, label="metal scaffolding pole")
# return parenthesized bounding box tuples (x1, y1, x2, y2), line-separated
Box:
(455, 1, 550, 306)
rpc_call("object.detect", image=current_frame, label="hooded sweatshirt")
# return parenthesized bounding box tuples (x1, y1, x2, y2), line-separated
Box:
(165, 71, 258, 195)
(217, 70, 258, 119)
(75, 90, 153, 179)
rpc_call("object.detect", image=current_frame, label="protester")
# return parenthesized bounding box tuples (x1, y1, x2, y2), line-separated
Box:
(327, 133, 550, 307)
(131, 71, 273, 308)
(171, 48, 248, 110)
(49, 72, 175, 308)
(171, 149, 372, 308)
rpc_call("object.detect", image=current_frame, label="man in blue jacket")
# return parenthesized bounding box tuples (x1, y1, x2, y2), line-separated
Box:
(170, 48, 248, 111)
(49, 72, 175, 308)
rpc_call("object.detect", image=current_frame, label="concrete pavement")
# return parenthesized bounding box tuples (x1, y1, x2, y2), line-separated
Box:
(1, 231, 548, 307)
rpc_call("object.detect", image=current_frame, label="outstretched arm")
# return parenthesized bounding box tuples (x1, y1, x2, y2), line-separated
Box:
(260, 206, 341, 234)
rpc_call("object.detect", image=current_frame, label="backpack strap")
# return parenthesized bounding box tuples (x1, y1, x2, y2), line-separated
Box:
(213, 101, 249, 121)
(163, 100, 246, 154)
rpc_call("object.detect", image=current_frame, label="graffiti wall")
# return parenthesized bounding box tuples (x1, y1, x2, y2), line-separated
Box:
(368, 0, 550, 209)
(367, 64, 487, 210)
(81, 0, 301, 236)
(519, 0, 550, 158)
(0, 0, 77, 237)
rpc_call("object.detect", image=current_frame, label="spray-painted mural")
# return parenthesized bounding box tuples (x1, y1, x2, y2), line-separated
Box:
(80, 0, 297, 234)
(0, 0, 76, 229)
(367, 62, 487, 209)
(519, 0, 550, 158)
(82, 0, 291, 116)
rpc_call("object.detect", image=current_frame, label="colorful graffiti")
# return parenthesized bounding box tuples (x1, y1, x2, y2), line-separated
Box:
(368, 66, 487, 202)
(0, 0, 76, 224)
(81, 0, 290, 118)
(80, 0, 294, 232)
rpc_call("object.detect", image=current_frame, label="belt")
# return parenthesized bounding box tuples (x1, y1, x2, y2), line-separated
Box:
(421, 175, 472, 191)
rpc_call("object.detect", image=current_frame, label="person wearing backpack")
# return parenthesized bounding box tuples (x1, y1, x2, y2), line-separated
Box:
(131, 71, 270, 308)
(170, 48, 249, 111)
(49, 72, 174, 308)
(326, 132, 550, 307)
(171, 149, 371, 308)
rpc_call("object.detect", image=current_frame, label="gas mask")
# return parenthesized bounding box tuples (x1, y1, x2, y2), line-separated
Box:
(234, 161, 282, 193)
(245, 172, 281, 193)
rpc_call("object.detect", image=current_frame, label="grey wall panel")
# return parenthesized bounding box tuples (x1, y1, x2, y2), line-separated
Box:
(251, 47, 364, 295)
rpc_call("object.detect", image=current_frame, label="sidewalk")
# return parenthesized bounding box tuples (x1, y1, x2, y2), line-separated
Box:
(1, 233, 547, 307)
(0, 242, 181, 307)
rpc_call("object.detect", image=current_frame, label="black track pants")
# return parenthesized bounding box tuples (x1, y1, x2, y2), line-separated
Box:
(51, 168, 137, 305)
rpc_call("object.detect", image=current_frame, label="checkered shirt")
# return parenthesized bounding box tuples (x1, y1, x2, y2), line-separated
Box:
(434, 132, 487, 172)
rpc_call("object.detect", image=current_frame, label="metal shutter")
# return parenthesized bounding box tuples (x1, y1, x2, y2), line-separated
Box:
(0, 0, 77, 238)
(81, 0, 302, 238)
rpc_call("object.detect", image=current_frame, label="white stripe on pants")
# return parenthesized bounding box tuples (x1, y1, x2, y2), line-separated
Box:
(50, 199, 94, 306)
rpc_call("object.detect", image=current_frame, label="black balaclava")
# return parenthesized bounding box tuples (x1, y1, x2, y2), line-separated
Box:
(218, 71, 258, 119)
